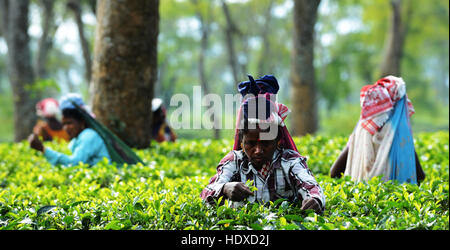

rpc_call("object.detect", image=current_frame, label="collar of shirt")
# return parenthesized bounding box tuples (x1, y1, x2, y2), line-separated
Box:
(242, 148, 281, 177)
(258, 163, 272, 180)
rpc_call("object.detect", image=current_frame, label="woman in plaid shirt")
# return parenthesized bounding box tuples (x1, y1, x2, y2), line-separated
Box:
(200, 75, 325, 214)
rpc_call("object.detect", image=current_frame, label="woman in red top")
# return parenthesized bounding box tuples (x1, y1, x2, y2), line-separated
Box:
(33, 98, 69, 142)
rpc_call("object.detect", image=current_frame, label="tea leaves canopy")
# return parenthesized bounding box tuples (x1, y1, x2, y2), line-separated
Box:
(0, 132, 448, 230)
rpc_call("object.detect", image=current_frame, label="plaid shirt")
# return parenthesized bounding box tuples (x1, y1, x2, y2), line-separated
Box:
(200, 148, 325, 212)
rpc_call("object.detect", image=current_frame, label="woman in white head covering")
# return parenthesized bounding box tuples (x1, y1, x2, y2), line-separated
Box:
(330, 76, 425, 184)
(33, 98, 69, 142)
(28, 94, 111, 167)
(151, 98, 176, 143)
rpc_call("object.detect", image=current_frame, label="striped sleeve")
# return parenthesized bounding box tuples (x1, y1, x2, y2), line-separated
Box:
(200, 151, 237, 204)
(289, 156, 326, 212)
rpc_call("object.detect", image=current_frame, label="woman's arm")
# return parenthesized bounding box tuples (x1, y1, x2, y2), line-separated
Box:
(43, 129, 102, 167)
(330, 145, 349, 178)
(200, 152, 238, 203)
(415, 150, 425, 184)
(290, 157, 326, 213)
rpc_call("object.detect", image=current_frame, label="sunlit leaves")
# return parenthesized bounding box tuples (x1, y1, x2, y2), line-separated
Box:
(0, 132, 448, 229)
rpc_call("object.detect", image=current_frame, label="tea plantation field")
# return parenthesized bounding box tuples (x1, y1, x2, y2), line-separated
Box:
(0, 131, 448, 230)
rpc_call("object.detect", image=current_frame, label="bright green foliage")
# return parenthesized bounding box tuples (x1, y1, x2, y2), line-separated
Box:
(0, 132, 448, 230)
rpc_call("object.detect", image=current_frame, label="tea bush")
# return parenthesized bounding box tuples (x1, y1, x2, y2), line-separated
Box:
(0, 132, 448, 230)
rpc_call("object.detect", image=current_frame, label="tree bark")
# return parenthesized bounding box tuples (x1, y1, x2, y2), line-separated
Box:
(193, 0, 220, 139)
(35, 0, 57, 80)
(87, 0, 96, 15)
(220, 0, 241, 85)
(0, 0, 38, 142)
(67, 0, 92, 86)
(379, 0, 411, 77)
(290, 0, 321, 136)
(257, 0, 275, 76)
(91, 0, 159, 149)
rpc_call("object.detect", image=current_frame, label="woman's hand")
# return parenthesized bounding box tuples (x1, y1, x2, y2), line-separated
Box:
(330, 145, 349, 178)
(223, 182, 254, 201)
(28, 134, 44, 152)
(301, 198, 322, 214)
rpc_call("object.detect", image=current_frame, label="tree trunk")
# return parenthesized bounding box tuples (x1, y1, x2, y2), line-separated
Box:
(193, 0, 220, 139)
(290, 0, 320, 137)
(221, 0, 241, 85)
(35, 0, 57, 80)
(379, 0, 411, 77)
(67, 0, 92, 86)
(437, 44, 449, 104)
(87, 0, 96, 15)
(64, 68, 76, 92)
(0, 0, 38, 142)
(91, 0, 159, 149)
(257, 0, 275, 76)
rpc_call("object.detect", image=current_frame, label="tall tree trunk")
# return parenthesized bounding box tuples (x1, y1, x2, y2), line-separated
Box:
(195, 1, 210, 96)
(379, 0, 411, 77)
(221, 0, 241, 85)
(91, 0, 159, 149)
(290, 0, 320, 136)
(35, 0, 57, 80)
(257, 0, 275, 76)
(437, 44, 449, 104)
(64, 68, 76, 92)
(67, 0, 92, 86)
(193, 0, 220, 139)
(0, 0, 38, 142)
(0, 2, 4, 93)
(87, 0, 96, 15)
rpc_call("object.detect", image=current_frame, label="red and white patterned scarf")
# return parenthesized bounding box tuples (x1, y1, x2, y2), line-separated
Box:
(359, 76, 414, 135)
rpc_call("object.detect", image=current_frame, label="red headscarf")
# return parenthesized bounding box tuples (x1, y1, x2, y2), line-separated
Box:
(36, 98, 60, 118)
(359, 76, 415, 135)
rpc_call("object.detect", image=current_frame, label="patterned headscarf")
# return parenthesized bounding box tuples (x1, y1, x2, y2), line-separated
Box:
(233, 75, 298, 152)
(36, 98, 60, 118)
(359, 75, 415, 135)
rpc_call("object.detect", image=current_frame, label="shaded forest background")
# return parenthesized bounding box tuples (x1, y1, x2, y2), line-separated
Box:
(0, 0, 448, 143)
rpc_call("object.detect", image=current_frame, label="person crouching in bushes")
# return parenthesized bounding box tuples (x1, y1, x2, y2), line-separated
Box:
(329, 76, 425, 185)
(33, 98, 69, 142)
(200, 75, 325, 214)
(151, 98, 177, 143)
(28, 94, 111, 167)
